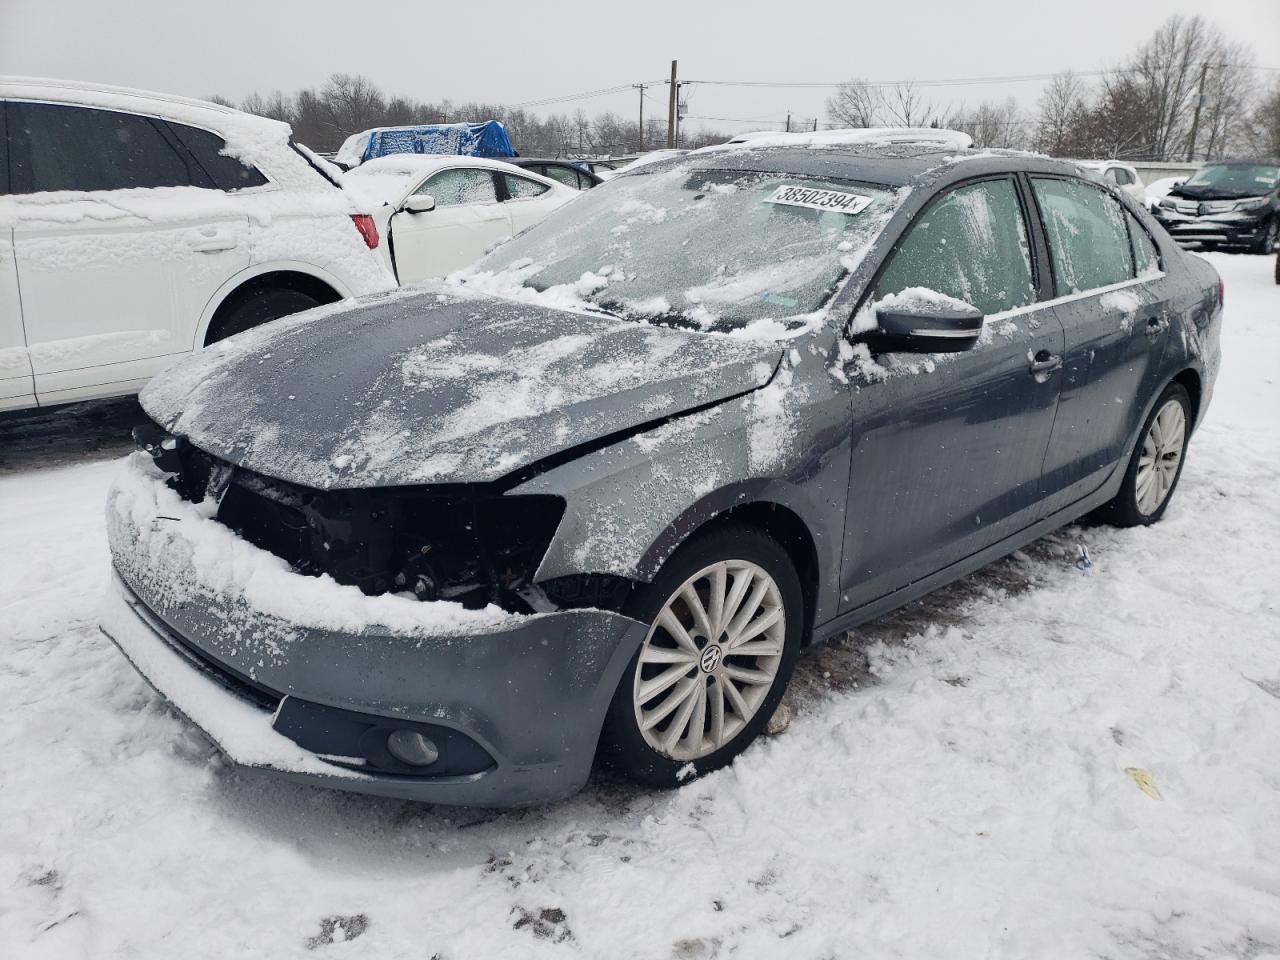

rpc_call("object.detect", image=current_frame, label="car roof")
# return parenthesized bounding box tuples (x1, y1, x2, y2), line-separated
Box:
(635, 143, 1080, 189)
(0, 75, 274, 127)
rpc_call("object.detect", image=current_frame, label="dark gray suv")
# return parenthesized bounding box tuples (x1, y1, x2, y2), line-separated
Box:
(102, 144, 1223, 807)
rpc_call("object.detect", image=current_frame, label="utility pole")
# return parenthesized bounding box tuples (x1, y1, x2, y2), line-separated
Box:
(1186, 61, 1210, 162)
(633, 83, 645, 152)
(667, 60, 678, 149)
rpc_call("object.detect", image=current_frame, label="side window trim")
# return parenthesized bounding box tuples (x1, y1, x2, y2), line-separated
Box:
(1012, 172, 1055, 302)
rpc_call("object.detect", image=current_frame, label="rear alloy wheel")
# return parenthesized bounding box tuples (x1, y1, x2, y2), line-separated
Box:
(599, 528, 802, 786)
(1101, 383, 1191, 527)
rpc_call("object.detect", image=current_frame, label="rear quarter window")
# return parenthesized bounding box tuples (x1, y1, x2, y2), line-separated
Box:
(166, 122, 268, 191)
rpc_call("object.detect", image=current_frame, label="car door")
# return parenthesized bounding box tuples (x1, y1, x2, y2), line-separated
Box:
(389, 166, 510, 284)
(839, 176, 1067, 612)
(6, 100, 251, 404)
(0, 104, 36, 411)
(1030, 176, 1173, 513)
(499, 171, 571, 234)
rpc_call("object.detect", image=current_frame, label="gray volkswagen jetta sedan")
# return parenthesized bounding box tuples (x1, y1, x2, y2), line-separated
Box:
(102, 143, 1223, 807)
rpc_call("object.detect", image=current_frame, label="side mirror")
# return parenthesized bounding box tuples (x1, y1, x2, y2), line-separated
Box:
(869, 296, 983, 354)
(403, 194, 436, 214)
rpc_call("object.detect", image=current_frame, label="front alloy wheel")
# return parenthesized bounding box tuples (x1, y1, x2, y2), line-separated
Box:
(633, 559, 786, 762)
(599, 527, 802, 786)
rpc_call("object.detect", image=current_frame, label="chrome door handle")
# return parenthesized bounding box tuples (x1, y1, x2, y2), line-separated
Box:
(1029, 351, 1062, 375)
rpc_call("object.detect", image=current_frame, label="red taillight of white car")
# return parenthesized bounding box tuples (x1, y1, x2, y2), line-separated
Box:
(350, 214, 380, 250)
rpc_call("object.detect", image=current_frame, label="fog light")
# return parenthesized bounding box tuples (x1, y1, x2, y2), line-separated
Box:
(386, 729, 439, 767)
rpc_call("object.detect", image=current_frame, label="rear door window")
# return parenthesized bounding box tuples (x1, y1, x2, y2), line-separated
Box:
(873, 177, 1037, 316)
(1032, 177, 1135, 295)
(542, 165, 581, 189)
(503, 174, 550, 199)
(166, 121, 268, 190)
(8, 101, 194, 194)
(417, 168, 498, 206)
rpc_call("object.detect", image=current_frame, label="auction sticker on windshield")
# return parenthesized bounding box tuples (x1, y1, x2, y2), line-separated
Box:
(765, 184, 872, 215)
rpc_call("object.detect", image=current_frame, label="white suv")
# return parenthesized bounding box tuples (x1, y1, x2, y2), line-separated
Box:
(0, 77, 395, 412)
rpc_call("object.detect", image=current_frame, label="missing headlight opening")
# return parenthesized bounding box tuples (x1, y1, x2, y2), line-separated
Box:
(149, 435, 625, 614)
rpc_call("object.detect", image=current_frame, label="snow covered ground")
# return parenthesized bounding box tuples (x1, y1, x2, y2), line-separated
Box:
(2, 253, 1277, 960)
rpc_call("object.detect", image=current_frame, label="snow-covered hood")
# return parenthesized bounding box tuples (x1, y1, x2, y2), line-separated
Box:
(141, 290, 783, 489)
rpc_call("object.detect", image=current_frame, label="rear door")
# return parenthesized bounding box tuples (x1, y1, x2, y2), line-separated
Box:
(8, 100, 250, 405)
(1029, 176, 1172, 513)
(389, 166, 510, 283)
(839, 176, 1067, 611)
(499, 172, 572, 233)
(0, 102, 36, 410)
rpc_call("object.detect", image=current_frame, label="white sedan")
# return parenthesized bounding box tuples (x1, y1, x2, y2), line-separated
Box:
(344, 156, 577, 284)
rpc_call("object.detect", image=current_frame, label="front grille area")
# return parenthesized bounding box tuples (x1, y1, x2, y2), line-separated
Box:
(167, 442, 566, 613)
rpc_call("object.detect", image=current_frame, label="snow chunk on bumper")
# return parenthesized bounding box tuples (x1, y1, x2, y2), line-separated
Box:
(106, 454, 521, 643)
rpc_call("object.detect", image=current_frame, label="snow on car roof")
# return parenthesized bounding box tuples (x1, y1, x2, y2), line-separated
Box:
(0, 75, 317, 190)
(718, 127, 974, 150)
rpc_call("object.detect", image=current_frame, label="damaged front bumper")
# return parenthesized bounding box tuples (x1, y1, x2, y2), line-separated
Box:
(101, 457, 647, 807)
(1152, 208, 1273, 248)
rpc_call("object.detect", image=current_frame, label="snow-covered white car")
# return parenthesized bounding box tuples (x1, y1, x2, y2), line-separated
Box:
(343, 155, 576, 284)
(1072, 160, 1146, 204)
(0, 77, 395, 413)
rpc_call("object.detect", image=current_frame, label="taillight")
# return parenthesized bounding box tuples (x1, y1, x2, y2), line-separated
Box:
(350, 214, 379, 250)
(1218, 275, 1224, 309)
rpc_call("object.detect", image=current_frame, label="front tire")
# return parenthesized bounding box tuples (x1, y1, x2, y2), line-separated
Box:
(598, 527, 803, 787)
(1252, 216, 1278, 256)
(1100, 383, 1191, 527)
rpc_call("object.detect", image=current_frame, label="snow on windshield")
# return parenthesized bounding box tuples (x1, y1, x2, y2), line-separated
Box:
(469, 164, 900, 336)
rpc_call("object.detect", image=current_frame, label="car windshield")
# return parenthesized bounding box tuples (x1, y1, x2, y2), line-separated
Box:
(475, 162, 899, 331)
(1183, 163, 1279, 194)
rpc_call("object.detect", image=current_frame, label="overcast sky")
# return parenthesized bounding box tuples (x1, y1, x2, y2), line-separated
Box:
(3, 0, 1277, 138)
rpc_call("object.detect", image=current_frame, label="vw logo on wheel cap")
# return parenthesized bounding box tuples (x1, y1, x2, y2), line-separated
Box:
(699, 644, 723, 673)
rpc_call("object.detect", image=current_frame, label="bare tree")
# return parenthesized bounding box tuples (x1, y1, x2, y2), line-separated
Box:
(881, 81, 940, 127)
(957, 98, 1026, 150)
(826, 79, 880, 127)
(1246, 79, 1280, 158)
(1034, 71, 1091, 156)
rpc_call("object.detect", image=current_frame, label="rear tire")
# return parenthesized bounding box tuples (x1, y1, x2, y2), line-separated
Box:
(1099, 383, 1191, 528)
(205, 288, 323, 344)
(598, 527, 803, 787)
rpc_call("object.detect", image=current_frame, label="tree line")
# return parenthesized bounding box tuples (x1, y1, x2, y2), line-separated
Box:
(214, 15, 1278, 163)
(826, 15, 1279, 161)
(209, 74, 727, 158)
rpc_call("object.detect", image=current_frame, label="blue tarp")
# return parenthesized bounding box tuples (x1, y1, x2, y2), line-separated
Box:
(360, 121, 516, 162)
